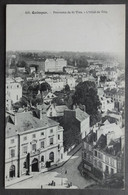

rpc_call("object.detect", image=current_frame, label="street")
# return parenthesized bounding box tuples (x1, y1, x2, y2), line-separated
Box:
(7, 148, 96, 189)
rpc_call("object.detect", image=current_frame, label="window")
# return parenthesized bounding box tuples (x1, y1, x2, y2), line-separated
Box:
(10, 149, 15, 158)
(94, 151, 97, 157)
(49, 152, 54, 162)
(110, 158, 114, 167)
(32, 143, 36, 151)
(105, 165, 109, 173)
(41, 155, 44, 162)
(32, 134, 36, 138)
(41, 132, 44, 136)
(98, 161, 103, 169)
(10, 139, 14, 144)
(50, 137, 53, 145)
(58, 134, 60, 140)
(84, 142, 87, 149)
(50, 129, 53, 134)
(41, 141, 44, 148)
(22, 145, 27, 154)
(23, 136, 27, 141)
(94, 159, 97, 167)
(105, 156, 109, 164)
(111, 168, 114, 175)
(89, 145, 92, 151)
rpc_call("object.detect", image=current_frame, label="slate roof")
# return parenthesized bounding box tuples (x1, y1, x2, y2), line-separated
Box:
(15, 111, 58, 133)
(75, 108, 89, 122)
(55, 105, 68, 114)
(6, 111, 59, 136)
(84, 130, 97, 145)
(102, 116, 118, 124)
(104, 138, 121, 156)
(94, 134, 107, 150)
(6, 122, 18, 138)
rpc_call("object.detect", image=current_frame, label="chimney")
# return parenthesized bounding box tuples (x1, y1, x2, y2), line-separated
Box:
(38, 105, 43, 120)
(106, 131, 115, 145)
(14, 114, 17, 125)
(83, 105, 86, 112)
(73, 104, 77, 110)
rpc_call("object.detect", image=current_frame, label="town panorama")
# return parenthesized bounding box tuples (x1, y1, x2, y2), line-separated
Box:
(5, 51, 125, 189)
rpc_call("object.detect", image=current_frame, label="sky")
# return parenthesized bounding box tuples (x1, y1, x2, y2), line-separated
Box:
(6, 4, 125, 54)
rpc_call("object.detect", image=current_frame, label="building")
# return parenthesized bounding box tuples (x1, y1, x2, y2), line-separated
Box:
(64, 66, 74, 74)
(56, 58, 67, 72)
(47, 104, 68, 117)
(100, 96, 114, 113)
(82, 127, 124, 180)
(6, 78, 22, 105)
(45, 58, 67, 72)
(5, 110, 64, 183)
(61, 107, 90, 152)
(37, 91, 57, 104)
(45, 77, 65, 92)
(5, 115, 19, 181)
(17, 67, 26, 73)
(66, 77, 76, 90)
(30, 67, 36, 74)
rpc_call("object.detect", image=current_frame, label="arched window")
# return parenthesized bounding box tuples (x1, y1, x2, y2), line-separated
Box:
(41, 155, 44, 162)
(49, 152, 54, 162)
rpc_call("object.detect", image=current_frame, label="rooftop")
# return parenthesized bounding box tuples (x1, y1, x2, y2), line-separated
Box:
(104, 138, 121, 156)
(55, 105, 68, 114)
(75, 108, 89, 122)
(6, 111, 58, 135)
(6, 122, 18, 138)
(84, 130, 97, 145)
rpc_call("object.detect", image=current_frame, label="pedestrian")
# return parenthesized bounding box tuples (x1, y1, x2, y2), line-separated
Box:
(41, 185, 43, 189)
(65, 170, 67, 174)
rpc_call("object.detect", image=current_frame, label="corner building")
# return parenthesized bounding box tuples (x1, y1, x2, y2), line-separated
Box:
(5, 110, 64, 181)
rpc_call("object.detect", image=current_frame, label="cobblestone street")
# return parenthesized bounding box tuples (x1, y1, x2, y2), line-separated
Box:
(7, 148, 96, 189)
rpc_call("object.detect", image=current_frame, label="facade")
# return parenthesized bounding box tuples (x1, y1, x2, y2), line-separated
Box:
(82, 129, 124, 180)
(43, 92, 57, 104)
(64, 107, 90, 140)
(5, 110, 64, 182)
(64, 66, 74, 74)
(6, 78, 22, 104)
(45, 58, 67, 72)
(5, 119, 19, 181)
(100, 96, 114, 113)
(17, 67, 26, 73)
(47, 104, 68, 117)
(66, 77, 76, 90)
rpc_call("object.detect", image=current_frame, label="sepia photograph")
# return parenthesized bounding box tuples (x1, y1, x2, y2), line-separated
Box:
(5, 4, 125, 189)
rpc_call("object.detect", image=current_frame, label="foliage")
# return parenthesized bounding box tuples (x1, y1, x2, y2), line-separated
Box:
(72, 81, 101, 126)
(22, 81, 51, 106)
(89, 69, 96, 77)
(100, 76, 107, 82)
(64, 84, 70, 92)
(53, 90, 74, 109)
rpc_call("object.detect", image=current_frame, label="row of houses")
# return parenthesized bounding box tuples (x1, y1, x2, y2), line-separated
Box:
(82, 121, 124, 180)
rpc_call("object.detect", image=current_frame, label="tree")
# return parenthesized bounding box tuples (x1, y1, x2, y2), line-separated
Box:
(38, 82, 51, 103)
(72, 81, 101, 126)
(100, 76, 107, 83)
(64, 84, 70, 92)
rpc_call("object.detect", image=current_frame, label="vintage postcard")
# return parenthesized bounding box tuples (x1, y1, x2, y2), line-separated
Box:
(5, 4, 125, 189)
